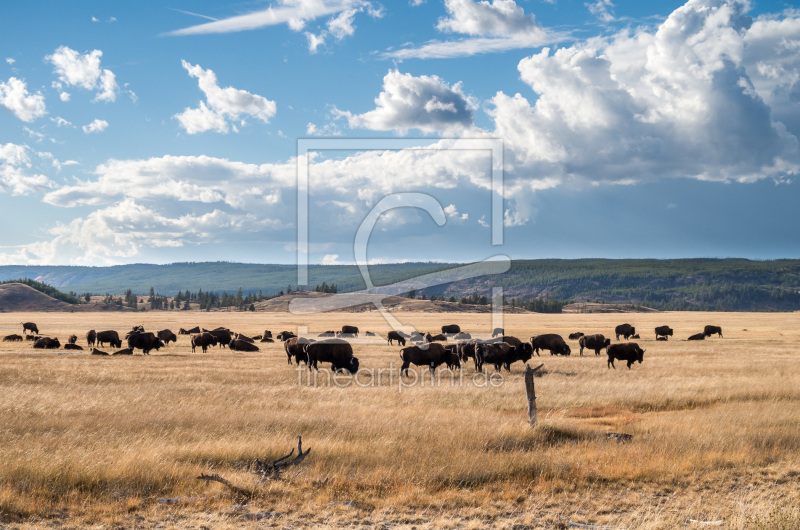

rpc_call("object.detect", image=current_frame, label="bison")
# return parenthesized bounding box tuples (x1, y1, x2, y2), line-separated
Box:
(112, 348, 133, 355)
(21, 322, 39, 335)
(131, 325, 145, 333)
(453, 332, 472, 341)
(25, 335, 39, 341)
(703, 325, 723, 338)
(387, 331, 406, 346)
(476, 342, 517, 372)
(234, 333, 255, 343)
(318, 331, 336, 337)
(304, 339, 359, 373)
(285, 337, 314, 365)
(399, 343, 448, 376)
(191, 332, 217, 353)
(687, 333, 705, 341)
(615, 323, 636, 340)
(157, 329, 177, 345)
(491, 328, 504, 338)
(654, 325, 673, 340)
(425, 333, 447, 342)
(457, 341, 480, 370)
(2, 334, 23, 342)
(204, 328, 232, 348)
(340, 325, 359, 336)
(86, 329, 97, 347)
(441, 324, 461, 334)
(568, 332, 584, 340)
(91, 348, 109, 356)
(179, 326, 201, 335)
(127, 332, 164, 355)
(68, 334, 78, 344)
(33, 337, 60, 349)
(63, 343, 84, 351)
(631, 334, 640, 339)
(277, 331, 297, 341)
(530, 334, 571, 356)
(579, 334, 611, 356)
(95, 330, 122, 348)
(230, 339, 260, 352)
(607, 343, 645, 369)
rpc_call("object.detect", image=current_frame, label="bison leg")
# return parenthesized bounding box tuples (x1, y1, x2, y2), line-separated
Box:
(608, 357, 615, 369)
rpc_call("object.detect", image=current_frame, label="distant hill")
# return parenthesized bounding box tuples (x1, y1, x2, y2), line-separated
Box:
(0, 283, 132, 313)
(0, 259, 798, 312)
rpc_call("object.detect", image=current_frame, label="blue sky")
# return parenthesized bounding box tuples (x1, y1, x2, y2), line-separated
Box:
(1, 0, 798, 268)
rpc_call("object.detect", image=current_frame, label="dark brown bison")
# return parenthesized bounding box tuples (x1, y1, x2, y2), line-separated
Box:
(399, 342, 448, 376)
(33, 337, 60, 349)
(703, 325, 723, 338)
(262, 330, 273, 339)
(631, 334, 640, 339)
(687, 333, 705, 341)
(68, 334, 77, 344)
(191, 332, 217, 353)
(131, 325, 145, 333)
(656, 336, 668, 341)
(615, 323, 636, 340)
(234, 333, 255, 343)
(157, 329, 177, 345)
(285, 337, 314, 365)
(568, 332, 584, 340)
(91, 348, 109, 356)
(491, 327, 504, 338)
(179, 326, 201, 335)
(21, 322, 39, 335)
(112, 348, 133, 355)
(607, 343, 645, 369)
(654, 326, 673, 340)
(63, 343, 83, 351)
(86, 329, 97, 347)
(305, 339, 359, 373)
(501, 335, 523, 348)
(127, 332, 164, 355)
(579, 334, 611, 356)
(204, 328, 232, 348)
(277, 331, 297, 341)
(457, 341, 480, 370)
(2, 334, 23, 342)
(476, 342, 517, 372)
(425, 333, 447, 342)
(387, 331, 406, 346)
(530, 334, 571, 356)
(96, 330, 122, 348)
(318, 331, 336, 337)
(230, 339, 260, 352)
(441, 324, 461, 334)
(25, 335, 39, 341)
(340, 325, 359, 336)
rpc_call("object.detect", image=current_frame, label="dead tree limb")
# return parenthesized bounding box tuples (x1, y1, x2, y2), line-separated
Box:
(251, 435, 311, 480)
(196, 473, 253, 502)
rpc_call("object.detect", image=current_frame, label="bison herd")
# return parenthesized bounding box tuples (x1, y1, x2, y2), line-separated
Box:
(1, 320, 726, 374)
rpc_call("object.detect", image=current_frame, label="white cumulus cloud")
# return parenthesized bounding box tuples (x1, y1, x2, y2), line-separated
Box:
(0, 143, 55, 196)
(0, 77, 46, 122)
(46, 46, 119, 102)
(82, 118, 108, 133)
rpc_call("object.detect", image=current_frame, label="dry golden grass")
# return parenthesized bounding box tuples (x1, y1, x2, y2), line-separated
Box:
(0, 310, 799, 528)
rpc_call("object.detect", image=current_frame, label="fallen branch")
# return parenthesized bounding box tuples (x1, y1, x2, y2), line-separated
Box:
(196, 473, 253, 502)
(251, 435, 311, 480)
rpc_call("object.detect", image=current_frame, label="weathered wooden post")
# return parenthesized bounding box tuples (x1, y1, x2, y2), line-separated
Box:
(525, 363, 544, 427)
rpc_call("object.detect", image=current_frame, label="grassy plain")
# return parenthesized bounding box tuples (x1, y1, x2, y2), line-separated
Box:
(0, 310, 798, 528)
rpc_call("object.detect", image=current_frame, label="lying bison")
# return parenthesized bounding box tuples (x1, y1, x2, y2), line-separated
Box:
(703, 325, 723, 338)
(579, 334, 611, 356)
(277, 331, 297, 341)
(2, 334, 23, 342)
(127, 332, 164, 355)
(234, 333, 255, 343)
(318, 331, 336, 337)
(22, 322, 39, 335)
(530, 334, 571, 356)
(191, 332, 217, 353)
(63, 343, 84, 351)
(91, 348, 109, 356)
(285, 337, 314, 365)
(230, 339, 260, 352)
(615, 323, 636, 340)
(607, 343, 645, 369)
(33, 337, 60, 349)
(113, 348, 134, 355)
(399, 343, 448, 376)
(96, 330, 122, 348)
(305, 339, 358, 373)
(425, 333, 447, 342)
(453, 332, 471, 341)
(387, 331, 406, 346)
(441, 324, 461, 334)
(179, 326, 201, 335)
(568, 332, 584, 340)
(654, 325, 673, 340)
(687, 333, 705, 341)
(157, 329, 178, 345)
(86, 329, 97, 347)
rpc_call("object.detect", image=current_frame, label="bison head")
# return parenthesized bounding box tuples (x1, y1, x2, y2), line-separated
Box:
(637, 348, 645, 363)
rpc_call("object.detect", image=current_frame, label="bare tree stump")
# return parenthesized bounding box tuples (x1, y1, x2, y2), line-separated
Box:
(525, 363, 544, 427)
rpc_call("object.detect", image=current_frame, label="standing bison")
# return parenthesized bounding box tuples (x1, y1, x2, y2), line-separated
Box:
(21, 322, 39, 335)
(477, 341, 532, 372)
(399, 343, 448, 376)
(530, 334, 571, 356)
(607, 343, 645, 369)
(441, 324, 461, 334)
(703, 325, 723, 338)
(285, 337, 314, 365)
(568, 332, 584, 340)
(340, 325, 359, 337)
(86, 330, 97, 347)
(491, 328, 504, 338)
(157, 329, 177, 345)
(387, 331, 406, 346)
(96, 330, 122, 348)
(191, 332, 217, 353)
(655, 326, 673, 340)
(579, 334, 611, 356)
(179, 326, 201, 335)
(127, 332, 164, 355)
(304, 339, 359, 373)
(615, 324, 636, 340)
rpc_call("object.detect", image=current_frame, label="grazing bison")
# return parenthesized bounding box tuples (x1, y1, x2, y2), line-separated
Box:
(21, 322, 39, 335)
(365, 331, 376, 336)
(530, 334, 571, 356)
(204, 328, 232, 348)
(179, 326, 201, 335)
(441, 324, 461, 334)
(387, 331, 406, 346)
(453, 332, 472, 341)
(399, 343, 448, 376)
(476, 342, 518, 372)
(285, 337, 314, 365)
(654, 326, 673, 340)
(127, 332, 164, 355)
(491, 328, 504, 338)
(112, 348, 133, 356)
(277, 331, 297, 341)
(579, 334, 611, 356)
(2, 334, 23, 342)
(687, 333, 705, 341)
(703, 325, 723, 338)
(33, 337, 60, 349)
(568, 332, 584, 340)
(607, 343, 645, 369)
(63, 343, 83, 351)
(96, 330, 122, 348)
(156, 329, 177, 345)
(230, 339, 260, 352)
(68, 334, 78, 344)
(615, 324, 636, 340)
(91, 348, 109, 356)
(191, 332, 217, 353)
(425, 333, 447, 342)
(340, 325, 359, 336)
(234, 333, 255, 343)
(86, 329, 97, 347)
(457, 341, 480, 370)
(318, 331, 336, 337)
(305, 339, 359, 373)
(444, 350, 461, 370)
